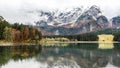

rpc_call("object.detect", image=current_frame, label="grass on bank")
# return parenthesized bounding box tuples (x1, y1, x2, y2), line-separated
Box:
(0, 39, 41, 45)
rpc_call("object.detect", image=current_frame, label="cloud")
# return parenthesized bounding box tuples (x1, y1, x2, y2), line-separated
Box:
(0, 0, 120, 24)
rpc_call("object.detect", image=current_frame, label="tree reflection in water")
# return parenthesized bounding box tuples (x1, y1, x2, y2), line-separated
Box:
(0, 43, 120, 68)
(0, 45, 42, 67)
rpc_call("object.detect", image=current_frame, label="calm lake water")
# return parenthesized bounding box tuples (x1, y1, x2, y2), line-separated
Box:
(0, 43, 120, 68)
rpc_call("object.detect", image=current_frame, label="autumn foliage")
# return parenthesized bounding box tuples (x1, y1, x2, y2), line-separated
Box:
(0, 18, 42, 42)
(11, 23, 42, 42)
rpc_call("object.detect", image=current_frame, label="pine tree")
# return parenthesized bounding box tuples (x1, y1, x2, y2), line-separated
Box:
(3, 27, 13, 41)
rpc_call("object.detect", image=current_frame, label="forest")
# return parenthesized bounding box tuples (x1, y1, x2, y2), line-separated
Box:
(0, 17, 42, 42)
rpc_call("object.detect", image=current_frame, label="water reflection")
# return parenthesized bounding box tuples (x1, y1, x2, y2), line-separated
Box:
(0, 43, 120, 68)
(0, 45, 41, 68)
(98, 41, 114, 49)
(39, 47, 120, 68)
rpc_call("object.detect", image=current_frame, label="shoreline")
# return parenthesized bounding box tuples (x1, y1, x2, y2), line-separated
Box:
(41, 41, 120, 44)
(0, 42, 39, 46)
(0, 41, 119, 46)
(0, 40, 41, 46)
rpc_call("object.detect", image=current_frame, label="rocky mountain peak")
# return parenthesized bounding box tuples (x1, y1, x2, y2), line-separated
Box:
(112, 16, 120, 25)
(84, 5, 101, 18)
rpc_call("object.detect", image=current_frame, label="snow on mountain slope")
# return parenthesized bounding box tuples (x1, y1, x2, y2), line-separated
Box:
(34, 7, 83, 26)
(27, 5, 112, 35)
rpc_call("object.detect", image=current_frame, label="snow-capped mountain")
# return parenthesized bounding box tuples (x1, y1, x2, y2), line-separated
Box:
(76, 5, 102, 23)
(36, 5, 109, 26)
(30, 5, 118, 35)
(35, 7, 83, 26)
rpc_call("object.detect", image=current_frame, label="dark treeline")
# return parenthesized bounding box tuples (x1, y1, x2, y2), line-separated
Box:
(43, 33, 98, 41)
(0, 17, 42, 42)
(43, 28, 120, 41)
(114, 33, 120, 41)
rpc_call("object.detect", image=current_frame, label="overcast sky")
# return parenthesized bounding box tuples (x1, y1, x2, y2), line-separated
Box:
(0, 0, 120, 24)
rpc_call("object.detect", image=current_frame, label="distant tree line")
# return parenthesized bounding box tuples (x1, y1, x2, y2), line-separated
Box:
(114, 31, 120, 42)
(43, 29, 120, 42)
(43, 33, 98, 41)
(0, 17, 42, 42)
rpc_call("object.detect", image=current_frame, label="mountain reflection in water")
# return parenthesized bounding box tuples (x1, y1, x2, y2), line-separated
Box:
(0, 43, 120, 68)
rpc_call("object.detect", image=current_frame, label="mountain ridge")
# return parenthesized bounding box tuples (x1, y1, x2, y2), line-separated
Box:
(34, 5, 115, 35)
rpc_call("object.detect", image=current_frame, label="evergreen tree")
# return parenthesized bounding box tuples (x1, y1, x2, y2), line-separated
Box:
(0, 18, 10, 40)
(3, 27, 13, 41)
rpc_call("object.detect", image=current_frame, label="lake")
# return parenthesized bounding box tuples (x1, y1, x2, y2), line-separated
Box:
(0, 43, 120, 68)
